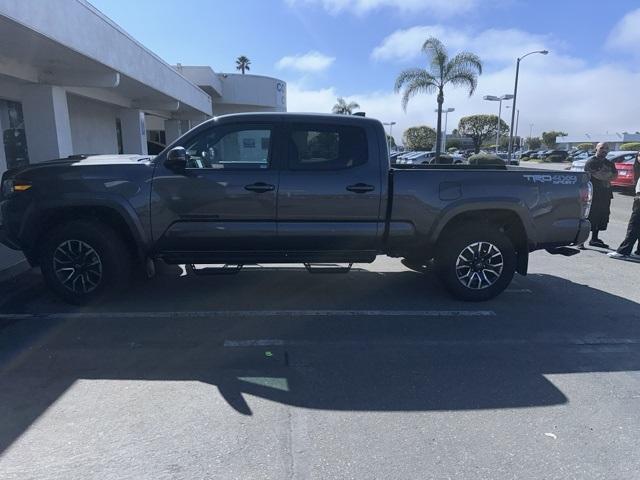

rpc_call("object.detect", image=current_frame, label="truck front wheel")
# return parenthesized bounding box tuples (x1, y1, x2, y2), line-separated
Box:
(437, 227, 516, 302)
(39, 220, 131, 304)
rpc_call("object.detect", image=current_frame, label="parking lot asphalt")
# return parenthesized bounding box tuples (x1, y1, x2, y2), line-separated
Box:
(0, 182, 639, 478)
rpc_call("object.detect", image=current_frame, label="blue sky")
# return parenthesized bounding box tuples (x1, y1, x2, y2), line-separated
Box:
(90, 0, 640, 141)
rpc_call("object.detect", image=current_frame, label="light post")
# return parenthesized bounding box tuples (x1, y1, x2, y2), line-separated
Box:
(528, 123, 534, 149)
(506, 106, 520, 150)
(483, 94, 513, 153)
(507, 49, 549, 161)
(435, 107, 455, 152)
(383, 121, 396, 153)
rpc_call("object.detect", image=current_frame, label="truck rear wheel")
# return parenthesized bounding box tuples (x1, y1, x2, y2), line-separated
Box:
(437, 227, 516, 301)
(39, 220, 131, 304)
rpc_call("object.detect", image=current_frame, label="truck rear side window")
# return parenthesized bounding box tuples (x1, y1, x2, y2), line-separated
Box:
(288, 125, 368, 170)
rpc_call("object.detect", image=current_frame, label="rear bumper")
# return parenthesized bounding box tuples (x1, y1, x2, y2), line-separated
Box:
(611, 177, 636, 188)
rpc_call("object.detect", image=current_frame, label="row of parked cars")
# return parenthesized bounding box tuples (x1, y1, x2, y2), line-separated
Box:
(570, 150, 639, 191)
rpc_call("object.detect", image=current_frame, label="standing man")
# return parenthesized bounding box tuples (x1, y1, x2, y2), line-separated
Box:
(608, 151, 640, 259)
(584, 142, 617, 248)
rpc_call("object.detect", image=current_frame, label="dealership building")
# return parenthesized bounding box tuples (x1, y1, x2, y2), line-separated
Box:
(0, 0, 286, 277)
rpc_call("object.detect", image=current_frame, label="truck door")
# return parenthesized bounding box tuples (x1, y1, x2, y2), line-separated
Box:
(276, 121, 384, 251)
(151, 122, 281, 254)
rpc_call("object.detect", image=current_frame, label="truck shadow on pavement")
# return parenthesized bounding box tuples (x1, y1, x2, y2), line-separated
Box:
(1, 272, 640, 454)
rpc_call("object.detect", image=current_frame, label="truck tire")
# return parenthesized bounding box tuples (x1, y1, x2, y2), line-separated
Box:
(39, 220, 131, 304)
(437, 226, 516, 301)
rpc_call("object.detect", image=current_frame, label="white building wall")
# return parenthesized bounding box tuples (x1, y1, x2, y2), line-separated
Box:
(68, 94, 118, 154)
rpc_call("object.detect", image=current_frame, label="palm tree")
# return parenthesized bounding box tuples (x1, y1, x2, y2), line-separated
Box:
(394, 37, 482, 157)
(236, 56, 251, 75)
(332, 97, 360, 115)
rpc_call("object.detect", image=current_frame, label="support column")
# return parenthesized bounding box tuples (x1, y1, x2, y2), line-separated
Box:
(119, 108, 147, 154)
(164, 119, 182, 144)
(21, 85, 73, 163)
(0, 102, 8, 172)
(180, 120, 191, 134)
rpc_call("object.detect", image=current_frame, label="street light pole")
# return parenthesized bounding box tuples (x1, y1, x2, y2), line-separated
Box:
(483, 95, 513, 153)
(507, 49, 549, 161)
(435, 108, 455, 152)
(507, 106, 521, 150)
(383, 121, 396, 153)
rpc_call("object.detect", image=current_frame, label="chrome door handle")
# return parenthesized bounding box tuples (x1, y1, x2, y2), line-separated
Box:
(346, 183, 375, 193)
(244, 182, 275, 193)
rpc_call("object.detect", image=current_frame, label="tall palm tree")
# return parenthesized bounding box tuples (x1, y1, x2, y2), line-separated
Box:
(394, 37, 482, 157)
(235, 56, 251, 75)
(332, 97, 360, 115)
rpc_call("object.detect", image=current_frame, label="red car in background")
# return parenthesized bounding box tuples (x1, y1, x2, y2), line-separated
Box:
(610, 151, 639, 191)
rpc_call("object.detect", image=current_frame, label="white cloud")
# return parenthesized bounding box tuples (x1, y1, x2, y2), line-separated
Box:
(287, 62, 640, 145)
(286, 0, 477, 17)
(276, 51, 336, 72)
(606, 8, 640, 54)
(372, 25, 561, 65)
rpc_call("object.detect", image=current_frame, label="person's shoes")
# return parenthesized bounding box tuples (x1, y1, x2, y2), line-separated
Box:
(607, 252, 629, 259)
(589, 239, 609, 248)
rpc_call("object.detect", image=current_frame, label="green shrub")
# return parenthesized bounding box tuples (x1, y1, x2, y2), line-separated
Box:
(576, 142, 594, 151)
(620, 142, 640, 151)
(468, 153, 505, 166)
(520, 156, 530, 161)
(545, 154, 565, 162)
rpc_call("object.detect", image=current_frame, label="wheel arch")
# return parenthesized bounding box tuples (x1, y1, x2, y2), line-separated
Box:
(435, 208, 529, 275)
(22, 198, 147, 266)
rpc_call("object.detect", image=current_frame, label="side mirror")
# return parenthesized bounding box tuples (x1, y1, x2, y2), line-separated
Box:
(165, 147, 187, 171)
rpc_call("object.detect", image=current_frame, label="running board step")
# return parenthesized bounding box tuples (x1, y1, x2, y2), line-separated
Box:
(304, 263, 353, 274)
(187, 264, 243, 275)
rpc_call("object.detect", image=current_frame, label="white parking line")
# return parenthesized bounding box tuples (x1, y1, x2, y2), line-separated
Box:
(0, 309, 496, 320)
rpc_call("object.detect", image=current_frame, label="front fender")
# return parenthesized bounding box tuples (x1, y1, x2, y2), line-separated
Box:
(20, 193, 150, 253)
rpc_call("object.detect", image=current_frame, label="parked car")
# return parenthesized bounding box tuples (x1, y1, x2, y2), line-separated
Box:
(570, 151, 637, 176)
(543, 150, 569, 161)
(496, 153, 519, 166)
(0, 112, 591, 304)
(611, 151, 639, 190)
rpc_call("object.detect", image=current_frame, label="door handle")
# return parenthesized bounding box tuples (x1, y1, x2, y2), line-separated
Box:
(244, 182, 275, 193)
(346, 183, 375, 193)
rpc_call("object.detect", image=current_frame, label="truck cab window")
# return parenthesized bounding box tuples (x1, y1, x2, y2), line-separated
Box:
(185, 128, 271, 169)
(288, 125, 367, 170)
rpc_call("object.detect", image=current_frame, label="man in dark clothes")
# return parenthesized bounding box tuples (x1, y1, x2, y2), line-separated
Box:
(608, 151, 640, 259)
(583, 142, 617, 249)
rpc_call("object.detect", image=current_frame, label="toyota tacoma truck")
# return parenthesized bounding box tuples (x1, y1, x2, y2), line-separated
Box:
(0, 113, 592, 304)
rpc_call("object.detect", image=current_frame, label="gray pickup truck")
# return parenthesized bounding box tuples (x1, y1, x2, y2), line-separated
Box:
(1, 113, 591, 304)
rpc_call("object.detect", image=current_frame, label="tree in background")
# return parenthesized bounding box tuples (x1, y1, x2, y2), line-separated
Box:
(394, 37, 482, 158)
(386, 134, 397, 149)
(446, 138, 462, 150)
(526, 137, 542, 149)
(620, 142, 640, 151)
(332, 97, 360, 115)
(541, 131, 567, 148)
(235, 56, 251, 74)
(458, 114, 508, 153)
(403, 126, 436, 151)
